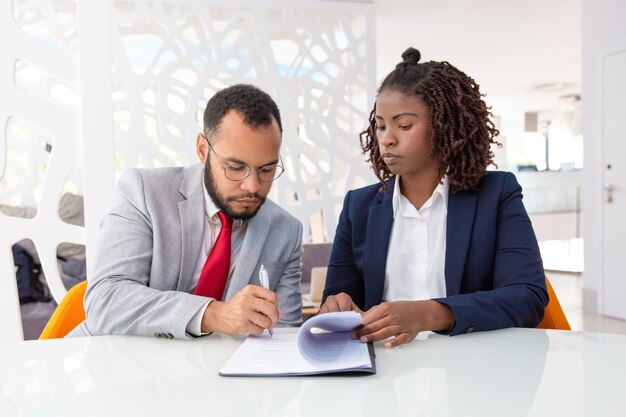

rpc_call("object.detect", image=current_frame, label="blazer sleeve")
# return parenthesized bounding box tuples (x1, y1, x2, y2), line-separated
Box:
(83, 169, 208, 339)
(322, 190, 366, 307)
(273, 220, 304, 326)
(434, 173, 549, 335)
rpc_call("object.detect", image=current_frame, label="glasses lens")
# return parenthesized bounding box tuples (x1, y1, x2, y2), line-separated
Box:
(259, 165, 284, 182)
(224, 165, 250, 181)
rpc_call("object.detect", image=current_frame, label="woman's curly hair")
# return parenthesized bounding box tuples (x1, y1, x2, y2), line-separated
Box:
(360, 47, 500, 193)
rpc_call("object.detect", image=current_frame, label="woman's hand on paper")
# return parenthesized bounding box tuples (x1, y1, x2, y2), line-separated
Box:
(318, 292, 362, 314)
(201, 285, 280, 336)
(354, 300, 455, 348)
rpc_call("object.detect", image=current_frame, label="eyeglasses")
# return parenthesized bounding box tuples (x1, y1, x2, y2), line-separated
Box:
(202, 134, 285, 182)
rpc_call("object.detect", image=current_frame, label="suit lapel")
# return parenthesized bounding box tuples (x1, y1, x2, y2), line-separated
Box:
(223, 204, 271, 300)
(177, 164, 205, 292)
(363, 180, 394, 309)
(445, 190, 477, 296)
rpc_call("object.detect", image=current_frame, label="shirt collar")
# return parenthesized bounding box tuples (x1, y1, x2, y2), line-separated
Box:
(436, 176, 450, 207)
(391, 175, 450, 219)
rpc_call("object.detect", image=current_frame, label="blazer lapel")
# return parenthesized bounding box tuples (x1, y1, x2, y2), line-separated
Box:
(363, 180, 394, 309)
(445, 190, 478, 296)
(177, 164, 205, 291)
(223, 204, 271, 300)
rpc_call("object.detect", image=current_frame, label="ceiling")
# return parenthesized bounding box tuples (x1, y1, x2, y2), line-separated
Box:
(372, 0, 582, 116)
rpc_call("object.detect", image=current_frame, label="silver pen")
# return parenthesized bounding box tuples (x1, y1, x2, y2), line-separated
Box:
(259, 264, 274, 337)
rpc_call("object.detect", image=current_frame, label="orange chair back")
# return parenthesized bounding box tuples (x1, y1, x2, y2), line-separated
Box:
(39, 281, 87, 339)
(536, 277, 571, 330)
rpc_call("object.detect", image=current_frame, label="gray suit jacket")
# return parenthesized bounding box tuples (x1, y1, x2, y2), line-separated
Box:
(68, 163, 303, 339)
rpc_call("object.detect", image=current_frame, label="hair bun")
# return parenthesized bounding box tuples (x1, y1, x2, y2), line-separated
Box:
(401, 47, 421, 65)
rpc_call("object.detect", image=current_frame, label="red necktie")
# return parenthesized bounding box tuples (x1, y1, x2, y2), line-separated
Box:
(194, 211, 233, 300)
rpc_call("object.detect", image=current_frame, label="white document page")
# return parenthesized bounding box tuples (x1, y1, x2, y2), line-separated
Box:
(219, 312, 373, 376)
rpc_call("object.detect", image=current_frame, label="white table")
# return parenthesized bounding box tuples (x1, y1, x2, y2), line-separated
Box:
(1, 328, 625, 417)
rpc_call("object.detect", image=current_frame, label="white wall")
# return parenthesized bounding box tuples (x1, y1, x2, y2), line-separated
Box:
(581, 0, 626, 313)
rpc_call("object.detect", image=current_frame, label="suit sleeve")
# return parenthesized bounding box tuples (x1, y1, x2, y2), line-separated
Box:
(434, 173, 549, 335)
(322, 191, 366, 307)
(274, 220, 304, 326)
(83, 169, 209, 339)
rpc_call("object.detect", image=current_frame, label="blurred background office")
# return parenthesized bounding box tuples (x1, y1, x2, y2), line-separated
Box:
(1, 0, 625, 342)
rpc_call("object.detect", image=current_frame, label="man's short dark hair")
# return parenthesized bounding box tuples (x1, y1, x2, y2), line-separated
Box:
(203, 84, 283, 138)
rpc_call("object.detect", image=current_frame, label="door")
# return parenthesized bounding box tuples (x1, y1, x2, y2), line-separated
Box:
(602, 49, 626, 319)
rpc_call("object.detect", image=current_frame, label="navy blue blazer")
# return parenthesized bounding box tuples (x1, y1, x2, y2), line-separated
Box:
(322, 171, 548, 336)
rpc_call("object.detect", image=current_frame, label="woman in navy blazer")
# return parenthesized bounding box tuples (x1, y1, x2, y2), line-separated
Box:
(320, 47, 548, 347)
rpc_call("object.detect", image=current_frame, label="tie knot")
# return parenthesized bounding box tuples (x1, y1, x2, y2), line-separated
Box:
(217, 210, 233, 230)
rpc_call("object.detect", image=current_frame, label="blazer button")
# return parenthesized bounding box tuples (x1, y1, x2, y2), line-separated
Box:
(154, 332, 162, 338)
(466, 326, 475, 334)
(167, 333, 174, 339)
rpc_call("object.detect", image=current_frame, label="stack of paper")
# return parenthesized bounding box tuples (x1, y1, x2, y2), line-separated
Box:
(219, 311, 376, 376)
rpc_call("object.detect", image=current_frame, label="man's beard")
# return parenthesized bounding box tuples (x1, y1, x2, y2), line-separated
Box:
(203, 157, 266, 220)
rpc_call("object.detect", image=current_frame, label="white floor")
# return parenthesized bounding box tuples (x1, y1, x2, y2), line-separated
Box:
(549, 271, 626, 334)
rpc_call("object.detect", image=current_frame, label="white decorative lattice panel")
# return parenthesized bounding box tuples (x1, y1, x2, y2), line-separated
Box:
(0, 0, 375, 342)
(0, 0, 85, 342)
(110, 0, 376, 242)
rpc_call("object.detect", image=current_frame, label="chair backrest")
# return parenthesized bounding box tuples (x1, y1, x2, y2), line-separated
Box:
(39, 280, 87, 339)
(536, 277, 571, 330)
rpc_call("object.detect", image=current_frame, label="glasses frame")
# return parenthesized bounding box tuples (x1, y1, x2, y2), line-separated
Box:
(202, 134, 285, 183)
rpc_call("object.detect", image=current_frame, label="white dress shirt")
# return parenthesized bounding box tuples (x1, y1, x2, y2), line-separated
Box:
(186, 185, 248, 336)
(383, 176, 449, 302)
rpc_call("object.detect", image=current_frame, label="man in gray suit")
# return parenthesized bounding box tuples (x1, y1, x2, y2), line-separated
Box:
(69, 84, 303, 339)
